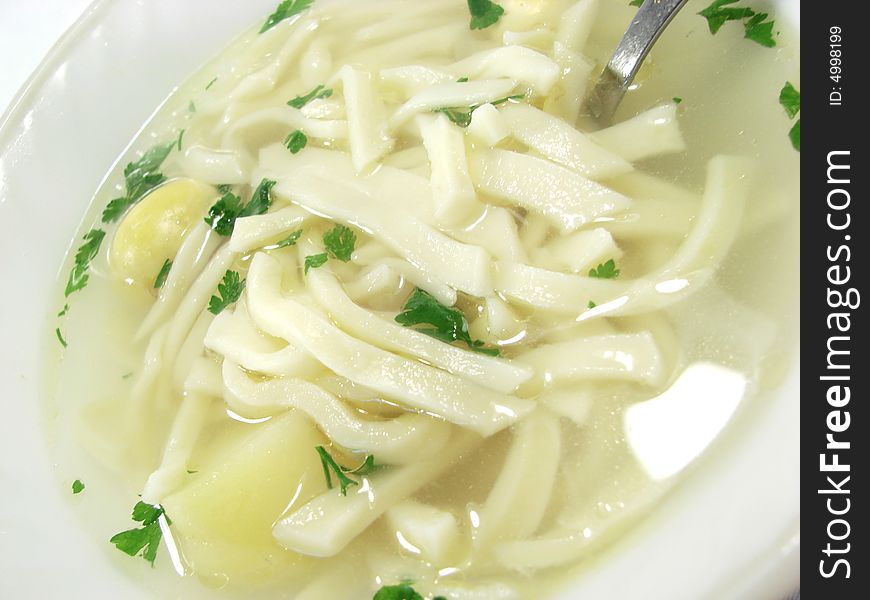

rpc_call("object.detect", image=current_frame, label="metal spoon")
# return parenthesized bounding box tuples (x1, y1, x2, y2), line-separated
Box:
(588, 0, 690, 126)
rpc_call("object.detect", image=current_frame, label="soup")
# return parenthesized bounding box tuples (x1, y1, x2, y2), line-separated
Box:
(45, 0, 799, 598)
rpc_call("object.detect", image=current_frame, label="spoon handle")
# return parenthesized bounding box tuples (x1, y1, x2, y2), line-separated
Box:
(589, 0, 690, 125)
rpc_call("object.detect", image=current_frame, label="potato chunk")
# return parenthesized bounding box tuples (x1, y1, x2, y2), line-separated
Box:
(161, 411, 328, 585)
(110, 178, 214, 285)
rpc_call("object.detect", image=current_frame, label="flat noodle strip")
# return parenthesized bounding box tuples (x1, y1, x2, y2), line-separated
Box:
(305, 265, 534, 393)
(204, 302, 322, 378)
(469, 148, 632, 233)
(229, 205, 309, 254)
(589, 103, 686, 162)
(500, 103, 632, 179)
(246, 253, 533, 436)
(221, 360, 452, 464)
(389, 79, 518, 128)
(137, 222, 221, 341)
(448, 46, 561, 96)
(141, 390, 213, 504)
(495, 155, 751, 317)
(273, 173, 494, 297)
(516, 332, 666, 388)
(473, 412, 561, 548)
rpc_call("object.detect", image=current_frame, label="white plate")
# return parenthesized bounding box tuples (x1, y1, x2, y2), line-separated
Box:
(0, 1, 799, 598)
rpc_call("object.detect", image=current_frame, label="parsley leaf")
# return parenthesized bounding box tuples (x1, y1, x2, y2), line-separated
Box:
(789, 119, 800, 151)
(109, 501, 167, 565)
(58, 304, 69, 317)
(260, 0, 314, 33)
(72, 480, 85, 494)
(123, 143, 173, 203)
(240, 178, 277, 218)
(698, 0, 776, 47)
(743, 12, 775, 47)
(270, 229, 303, 249)
(55, 328, 68, 348)
(587, 300, 597, 309)
(208, 270, 245, 315)
(285, 129, 308, 154)
(204, 192, 244, 236)
(65, 229, 106, 297)
(205, 180, 275, 235)
(698, 0, 754, 34)
(316, 446, 359, 496)
(323, 224, 356, 261)
(467, 0, 504, 30)
(288, 84, 333, 109)
(304, 252, 328, 273)
(102, 142, 174, 223)
(588, 259, 620, 279)
(672, 96, 683, 104)
(629, 0, 644, 6)
(153, 259, 172, 289)
(779, 82, 800, 119)
(217, 183, 234, 194)
(373, 584, 444, 600)
(395, 288, 500, 356)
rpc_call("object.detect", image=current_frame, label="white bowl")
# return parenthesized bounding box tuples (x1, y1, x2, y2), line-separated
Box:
(0, 1, 799, 598)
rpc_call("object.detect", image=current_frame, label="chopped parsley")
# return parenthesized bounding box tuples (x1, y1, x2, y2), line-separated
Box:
(270, 229, 303, 249)
(789, 119, 800, 152)
(456, 76, 469, 83)
(779, 82, 800, 151)
(285, 129, 308, 154)
(287, 84, 333, 109)
(72, 480, 85, 494)
(588, 259, 620, 279)
(742, 11, 775, 47)
(153, 259, 172, 289)
(779, 82, 800, 119)
(205, 179, 276, 235)
(697, 0, 776, 47)
(205, 77, 218, 90)
(395, 288, 500, 356)
(208, 270, 245, 315)
(240, 178, 277, 218)
(65, 229, 106, 297)
(122, 372, 134, 379)
(260, 0, 314, 34)
(467, 0, 504, 30)
(176, 129, 185, 152)
(216, 183, 233, 194)
(55, 328, 68, 348)
(672, 96, 683, 104)
(204, 191, 244, 236)
(110, 501, 168, 565)
(629, 0, 644, 6)
(304, 252, 328, 273)
(435, 94, 525, 128)
(57, 304, 69, 317)
(587, 300, 597, 309)
(188, 100, 196, 113)
(316, 446, 359, 496)
(102, 142, 174, 223)
(323, 224, 356, 261)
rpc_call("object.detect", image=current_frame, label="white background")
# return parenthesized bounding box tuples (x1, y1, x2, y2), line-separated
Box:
(0, 0, 93, 115)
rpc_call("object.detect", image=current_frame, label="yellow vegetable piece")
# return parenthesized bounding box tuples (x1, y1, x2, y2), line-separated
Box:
(161, 411, 328, 585)
(110, 178, 214, 285)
